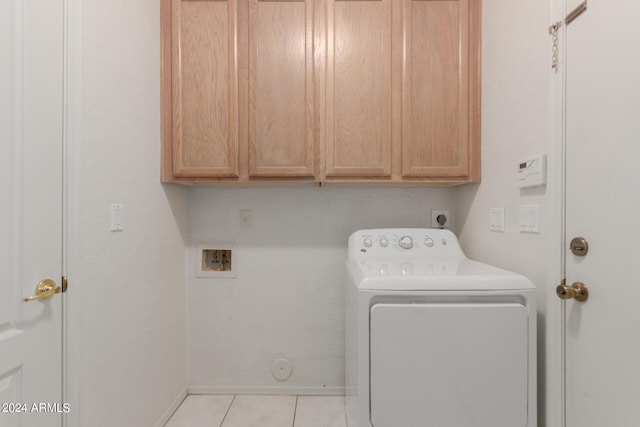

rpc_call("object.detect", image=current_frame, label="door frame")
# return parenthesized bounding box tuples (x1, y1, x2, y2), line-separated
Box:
(547, 0, 568, 426)
(62, 0, 82, 425)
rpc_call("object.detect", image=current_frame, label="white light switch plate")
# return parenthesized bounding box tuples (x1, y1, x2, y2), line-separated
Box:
(489, 208, 505, 232)
(519, 204, 539, 233)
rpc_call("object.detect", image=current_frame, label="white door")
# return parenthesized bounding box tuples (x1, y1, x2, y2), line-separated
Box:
(564, 1, 640, 426)
(0, 0, 64, 426)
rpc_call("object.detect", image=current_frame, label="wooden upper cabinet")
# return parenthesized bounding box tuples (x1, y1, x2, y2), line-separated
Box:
(161, 0, 480, 184)
(401, 0, 480, 180)
(324, 0, 480, 182)
(248, 0, 315, 177)
(165, 0, 239, 179)
(325, 0, 393, 177)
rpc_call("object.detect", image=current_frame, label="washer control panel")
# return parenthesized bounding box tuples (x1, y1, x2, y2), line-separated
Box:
(348, 228, 464, 260)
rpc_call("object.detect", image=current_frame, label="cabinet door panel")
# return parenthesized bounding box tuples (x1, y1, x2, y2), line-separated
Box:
(172, 0, 239, 177)
(326, 0, 392, 177)
(402, 0, 470, 178)
(249, 0, 315, 177)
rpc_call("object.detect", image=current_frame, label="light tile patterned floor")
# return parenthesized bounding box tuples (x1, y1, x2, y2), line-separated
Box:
(165, 395, 346, 427)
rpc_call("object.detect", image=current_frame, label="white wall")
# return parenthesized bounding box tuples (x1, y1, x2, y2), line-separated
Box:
(186, 187, 455, 394)
(455, 0, 559, 425)
(183, 0, 558, 408)
(66, 0, 188, 426)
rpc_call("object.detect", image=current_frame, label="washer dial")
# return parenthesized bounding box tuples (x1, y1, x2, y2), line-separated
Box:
(398, 236, 413, 249)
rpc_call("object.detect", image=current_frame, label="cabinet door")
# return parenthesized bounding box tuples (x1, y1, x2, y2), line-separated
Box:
(248, 0, 315, 177)
(326, 0, 393, 178)
(169, 0, 239, 178)
(401, 0, 478, 179)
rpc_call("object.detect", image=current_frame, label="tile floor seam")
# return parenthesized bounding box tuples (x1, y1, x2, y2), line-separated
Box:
(291, 395, 299, 427)
(218, 395, 236, 427)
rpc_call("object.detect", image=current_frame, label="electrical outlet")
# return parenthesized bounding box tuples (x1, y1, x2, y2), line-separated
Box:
(239, 209, 252, 228)
(431, 210, 450, 228)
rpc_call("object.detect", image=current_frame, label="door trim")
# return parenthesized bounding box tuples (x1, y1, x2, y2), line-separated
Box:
(547, 0, 569, 426)
(62, 0, 82, 425)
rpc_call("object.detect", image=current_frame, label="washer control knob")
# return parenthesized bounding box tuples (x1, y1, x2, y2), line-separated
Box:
(363, 237, 373, 247)
(398, 236, 413, 249)
(425, 238, 434, 248)
(380, 238, 388, 247)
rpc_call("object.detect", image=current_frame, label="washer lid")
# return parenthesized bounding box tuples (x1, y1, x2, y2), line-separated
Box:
(347, 258, 536, 291)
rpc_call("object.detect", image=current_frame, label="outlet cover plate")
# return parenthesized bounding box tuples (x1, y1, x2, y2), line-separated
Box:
(431, 210, 450, 228)
(239, 209, 252, 229)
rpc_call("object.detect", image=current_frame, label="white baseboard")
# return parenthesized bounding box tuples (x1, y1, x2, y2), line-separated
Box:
(188, 385, 345, 396)
(154, 388, 188, 427)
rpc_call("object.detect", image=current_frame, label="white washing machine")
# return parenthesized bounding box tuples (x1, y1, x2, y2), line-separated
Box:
(345, 228, 536, 427)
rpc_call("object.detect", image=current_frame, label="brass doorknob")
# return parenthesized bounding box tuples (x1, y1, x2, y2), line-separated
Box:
(556, 281, 589, 302)
(23, 279, 61, 303)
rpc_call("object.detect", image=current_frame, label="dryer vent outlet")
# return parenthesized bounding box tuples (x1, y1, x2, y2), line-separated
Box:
(271, 358, 293, 381)
(431, 210, 450, 228)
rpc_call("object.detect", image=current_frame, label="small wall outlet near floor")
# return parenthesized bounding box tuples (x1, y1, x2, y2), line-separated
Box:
(197, 244, 237, 278)
(431, 210, 450, 228)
